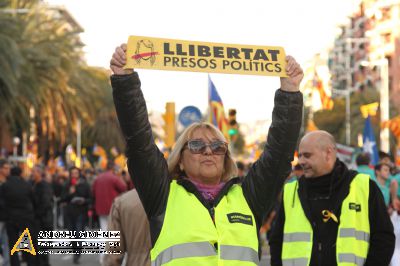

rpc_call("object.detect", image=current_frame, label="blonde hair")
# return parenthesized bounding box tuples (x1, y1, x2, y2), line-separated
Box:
(167, 122, 238, 182)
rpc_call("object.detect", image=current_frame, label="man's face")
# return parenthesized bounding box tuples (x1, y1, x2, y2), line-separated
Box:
(0, 163, 11, 178)
(32, 167, 42, 182)
(70, 169, 80, 179)
(376, 165, 390, 180)
(298, 138, 332, 178)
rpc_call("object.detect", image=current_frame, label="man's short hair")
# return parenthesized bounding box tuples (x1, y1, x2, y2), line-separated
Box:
(378, 151, 392, 161)
(0, 159, 9, 168)
(356, 153, 370, 166)
(106, 161, 115, 170)
(236, 161, 245, 171)
(374, 163, 390, 172)
(10, 166, 22, 176)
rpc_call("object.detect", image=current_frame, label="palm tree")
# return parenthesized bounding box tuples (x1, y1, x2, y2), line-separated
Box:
(0, 0, 124, 160)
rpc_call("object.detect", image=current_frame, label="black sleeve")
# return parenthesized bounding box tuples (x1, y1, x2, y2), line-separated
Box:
(83, 182, 92, 206)
(111, 73, 170, 218)
(268, 199, 285, 266)
(365, 180, 395, 265)
(60, 181, 73, 203)
(35, 183, 53, 217)
(0, 184, 6, 221)
(242, 89, 302, 225)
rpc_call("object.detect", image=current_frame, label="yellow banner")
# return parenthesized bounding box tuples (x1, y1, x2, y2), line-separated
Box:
(125, 36, 287, 77)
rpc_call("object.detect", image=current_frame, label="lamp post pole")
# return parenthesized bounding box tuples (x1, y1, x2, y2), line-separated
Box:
(342, 37, 369, 145)
(76, 119, 81, 168)
(345, 88, 351, 145)
(380, 58, 390, 153)
(361, 57, 390, 152)
(345, 40, 352, 146)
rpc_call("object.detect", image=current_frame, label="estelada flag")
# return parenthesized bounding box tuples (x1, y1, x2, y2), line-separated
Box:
(313, 73, 334, 110)
(208, 76, 229, 139)
(381, 116, 400, 138)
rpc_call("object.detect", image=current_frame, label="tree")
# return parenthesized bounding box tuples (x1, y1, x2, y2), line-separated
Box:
(0, 0, 124, 160)
(314, 88, 379, 146)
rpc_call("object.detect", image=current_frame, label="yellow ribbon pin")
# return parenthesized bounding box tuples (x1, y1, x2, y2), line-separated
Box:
(322, 210, 338, 223)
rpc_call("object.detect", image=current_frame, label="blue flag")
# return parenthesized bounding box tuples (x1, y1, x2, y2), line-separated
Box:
(363, 116, 379, 165)
(208, 76, 228, 138)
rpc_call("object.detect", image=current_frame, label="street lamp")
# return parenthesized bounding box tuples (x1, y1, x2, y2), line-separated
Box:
(360, 58, 390, 152)
(332, 37, 369, 145)
(332, 88, 355, 145)
(13, 137, 21, 157)
(76, 119, 81, 168)
(345, 38, 370, 144)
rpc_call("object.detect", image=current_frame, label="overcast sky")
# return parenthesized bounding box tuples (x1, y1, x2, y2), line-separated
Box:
(46, 0, 359, 122)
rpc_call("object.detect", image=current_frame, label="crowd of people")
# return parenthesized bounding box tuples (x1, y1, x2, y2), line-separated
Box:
(0, 159, 131, 266)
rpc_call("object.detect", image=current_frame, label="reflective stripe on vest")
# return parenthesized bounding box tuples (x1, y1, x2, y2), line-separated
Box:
(220, 245, 259, 263)
(151, 242, 216, 266)
(283, 232, 311, 242)
(151, 243, 259, 266)
(282, 174, 370, 266)
(282, 258, 309, 266)
(338, 253, 365, 266)
(151, 181, 259, 265)
(339, 228, 370, 242)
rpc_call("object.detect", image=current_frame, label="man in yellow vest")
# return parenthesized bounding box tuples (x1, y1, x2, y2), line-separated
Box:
(269, 130, 395, 266)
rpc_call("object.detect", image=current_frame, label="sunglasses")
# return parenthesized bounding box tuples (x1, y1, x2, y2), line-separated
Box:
(185, 139, 228, 155)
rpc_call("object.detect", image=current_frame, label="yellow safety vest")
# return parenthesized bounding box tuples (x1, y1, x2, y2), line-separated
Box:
(282, 174, 370, 266)
(150, 180, 259, 266)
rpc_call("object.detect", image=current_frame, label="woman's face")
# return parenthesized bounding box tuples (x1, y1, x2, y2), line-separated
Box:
(180, 128, 226, 185)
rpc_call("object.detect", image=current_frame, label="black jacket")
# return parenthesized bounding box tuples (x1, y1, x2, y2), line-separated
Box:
(269, 160, 395, 266)
(60, 178, 91, 217)
(1, 175, 36, 223)
(33, 180, 54, 229)
(111, 72, 303, 246)
(0, 181, 6, 222)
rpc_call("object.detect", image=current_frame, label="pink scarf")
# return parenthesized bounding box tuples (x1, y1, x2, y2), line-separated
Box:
(189, 179, 226, 201)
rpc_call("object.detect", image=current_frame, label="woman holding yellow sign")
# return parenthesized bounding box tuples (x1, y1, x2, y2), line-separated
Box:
(110, 43, 303, 265)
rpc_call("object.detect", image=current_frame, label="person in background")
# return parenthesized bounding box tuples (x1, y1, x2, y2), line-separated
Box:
(60, 167, 91, 265)
(92, 161, 126, 264)
(32, 165, 54, 266)
(379, 153, 400, 266)
(390, 176, 400, 211)
(52, 170, 67, 229)
(103, 189, 151, 266)
(84, 168, 96, 187)
(236, 161, 246, 177)
(0, 159, 11, 266)
(120, 170, 134, 190)
(378, 152, 400, 211)
(286, 163, 303, 183)
(3, 166, 38, 266)
(269, 130, 394, 266)
(356, 152, 376, 181)
(374, 163, 391, 207)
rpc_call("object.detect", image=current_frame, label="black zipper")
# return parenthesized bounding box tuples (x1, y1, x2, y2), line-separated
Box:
(317, 242, 322, 266)
(209, 206, 215, 224)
